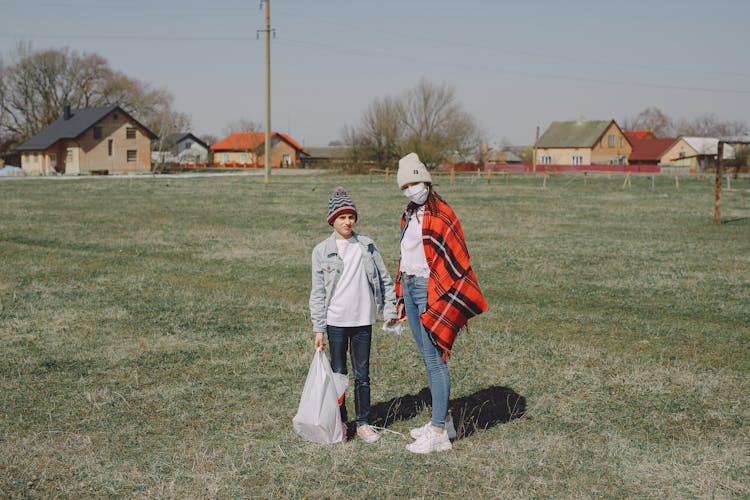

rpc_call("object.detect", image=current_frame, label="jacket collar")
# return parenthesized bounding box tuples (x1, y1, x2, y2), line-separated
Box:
(324, 231, 360, 256)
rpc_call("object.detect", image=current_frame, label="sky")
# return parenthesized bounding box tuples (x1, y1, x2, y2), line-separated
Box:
(1, 0, 749, 147)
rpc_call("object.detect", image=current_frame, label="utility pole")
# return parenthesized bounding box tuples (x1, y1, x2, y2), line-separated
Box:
(259, 0, 273, 183)
(713, 141, 724, 224)
(533, 126, 539, 174)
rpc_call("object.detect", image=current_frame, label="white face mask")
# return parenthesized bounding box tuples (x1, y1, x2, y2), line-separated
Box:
(403, 182, 429, 205)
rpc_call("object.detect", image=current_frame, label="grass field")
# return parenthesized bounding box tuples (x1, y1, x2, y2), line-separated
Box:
(1, 172, 748, 498)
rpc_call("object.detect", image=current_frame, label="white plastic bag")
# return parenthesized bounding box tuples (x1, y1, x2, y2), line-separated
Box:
(292, 349, 349, 444)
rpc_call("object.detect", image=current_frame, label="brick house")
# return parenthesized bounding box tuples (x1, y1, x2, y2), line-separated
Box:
(210, 131, 307, 167)
(535, 119, 632, 166)
(16, 105, 156, 175)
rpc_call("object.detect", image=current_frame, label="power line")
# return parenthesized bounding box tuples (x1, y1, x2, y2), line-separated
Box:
(3, 1, 749, 79)
(274, 38, 750, 96)
(2, 31, 748, 95)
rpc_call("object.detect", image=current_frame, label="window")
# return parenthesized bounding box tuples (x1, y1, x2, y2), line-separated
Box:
(93, 126, 102, 139)
(240, 153, 248, 163)
(571, 155, 583, 165)
(108, 139, 113, 156)
(540, 155, 552, 164)
(126, 127, 136, 139)
(607, 134, 615, 147)
(679, 151, 685, 159)
(127, 150, 137, 162)
(222, 153, 229, 163)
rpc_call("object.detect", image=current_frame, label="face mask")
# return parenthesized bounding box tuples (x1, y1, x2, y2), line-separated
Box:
(403, 182, 429, 205)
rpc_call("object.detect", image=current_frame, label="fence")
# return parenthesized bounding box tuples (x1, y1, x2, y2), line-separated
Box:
(368, 165, 748, 196)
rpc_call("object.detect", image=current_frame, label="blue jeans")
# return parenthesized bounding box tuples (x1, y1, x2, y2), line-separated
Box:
(326, 325, 372, 427)
(401, 274, 450, 428)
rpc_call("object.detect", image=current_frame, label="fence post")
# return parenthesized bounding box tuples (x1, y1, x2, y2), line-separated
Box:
(675, 174, 680, 191)
(385, 167, 389, 183)
(486, 168, 491, 185)
(651, 175, 655, 191)
(450, 167, 455, 186)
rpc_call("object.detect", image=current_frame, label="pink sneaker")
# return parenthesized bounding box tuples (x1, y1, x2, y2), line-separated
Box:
(356, 424, 381, 443)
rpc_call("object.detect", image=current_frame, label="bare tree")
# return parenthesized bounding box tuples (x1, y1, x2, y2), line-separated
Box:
(622, 106, 748, 139)
(400, 79, 481, 167)
(349, 95, 403, 167)
(344, 79, 482, 169)
(0, 43, 190, 154)
(620, 106, 675, 137)
(673, 113, 749, 137)
(222, 119, 263, 136)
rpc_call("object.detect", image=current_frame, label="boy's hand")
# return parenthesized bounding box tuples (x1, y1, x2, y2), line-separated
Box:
(314, 332, 325, 350)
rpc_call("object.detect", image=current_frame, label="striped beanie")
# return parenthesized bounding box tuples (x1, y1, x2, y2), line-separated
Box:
(326, 186, 357, 225)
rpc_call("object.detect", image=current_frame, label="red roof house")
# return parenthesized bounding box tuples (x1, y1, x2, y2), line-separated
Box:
(624, 130, 657, 141)
(210, 131, 308, 167)
(626, 135, 679, 165)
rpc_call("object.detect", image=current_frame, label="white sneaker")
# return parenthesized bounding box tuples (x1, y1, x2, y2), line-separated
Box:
(409, 416, 457, 440)
(406, 425, 452, 454)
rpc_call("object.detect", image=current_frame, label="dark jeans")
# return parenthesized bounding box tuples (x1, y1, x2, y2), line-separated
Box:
(326, 325, 372, 427)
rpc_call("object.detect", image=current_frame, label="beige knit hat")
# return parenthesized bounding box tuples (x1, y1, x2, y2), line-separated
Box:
(397, 152, 432, 188)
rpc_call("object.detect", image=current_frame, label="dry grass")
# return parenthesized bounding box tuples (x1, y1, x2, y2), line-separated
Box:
(1, 172, 748, 498)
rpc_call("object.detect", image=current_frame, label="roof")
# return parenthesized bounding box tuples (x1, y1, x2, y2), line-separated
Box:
(154, 132, 209, 151)
(681, 137, 735, 159)
(624, 130, 656, 140)
(627, 137, 678, 162)
(536, 120, 616, 148)
(16, 106, 156, 151)
(210, 131, 306, 153)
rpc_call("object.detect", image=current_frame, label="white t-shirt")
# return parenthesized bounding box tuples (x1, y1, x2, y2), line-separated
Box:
(400, 207, 430, 277)
(326, 237, 375, 327)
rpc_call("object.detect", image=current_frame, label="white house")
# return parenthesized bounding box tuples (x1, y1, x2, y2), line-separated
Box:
(152, 133, 210, 164)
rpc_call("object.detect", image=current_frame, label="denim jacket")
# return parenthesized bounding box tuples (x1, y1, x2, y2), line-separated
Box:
(309, 232, 398, 333)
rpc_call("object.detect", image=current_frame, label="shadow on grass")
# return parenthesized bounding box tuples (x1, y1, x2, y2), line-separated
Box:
(369, 385, 526, 439)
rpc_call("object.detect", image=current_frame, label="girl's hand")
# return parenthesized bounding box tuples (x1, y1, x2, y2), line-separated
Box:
(314, 332, 325, 351)
(397, 302, 407, 321)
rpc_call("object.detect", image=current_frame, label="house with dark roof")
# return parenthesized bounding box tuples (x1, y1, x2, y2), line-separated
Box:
(300, 146, 352, 168)
(152, 132, 210, 164)
(16, 105, 156, 175)
(535, 119, 631, 166)
(210, 131, 308, 167)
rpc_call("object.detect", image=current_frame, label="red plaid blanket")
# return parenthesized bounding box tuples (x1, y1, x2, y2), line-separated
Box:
(396, 197, 488, 359)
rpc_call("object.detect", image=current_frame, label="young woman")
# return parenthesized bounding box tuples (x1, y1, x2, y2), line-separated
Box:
(395, 153, 488, 454)
(309, 187, 399, 443)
